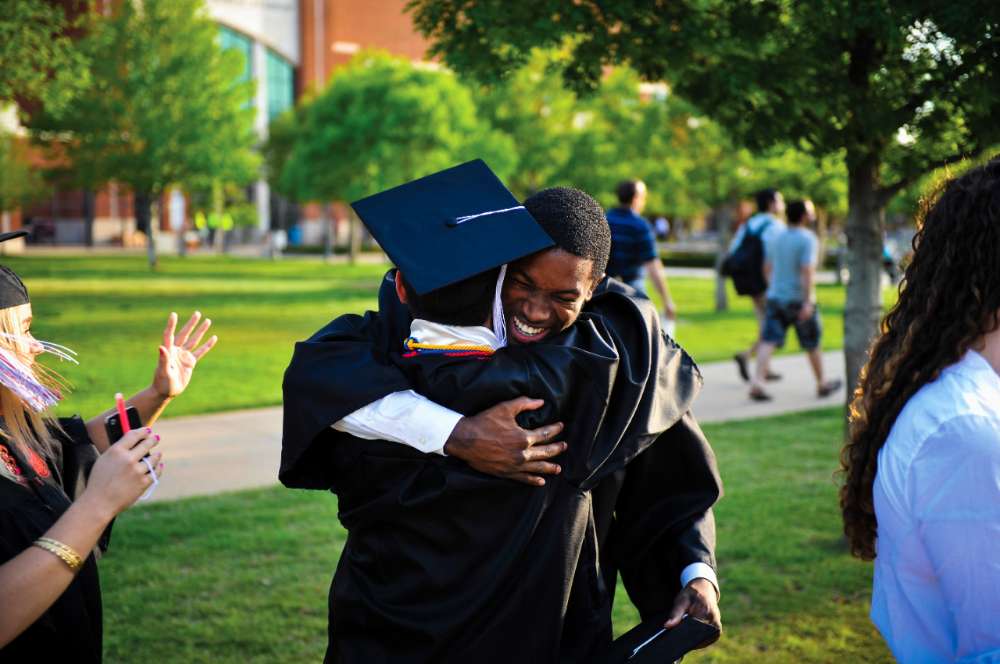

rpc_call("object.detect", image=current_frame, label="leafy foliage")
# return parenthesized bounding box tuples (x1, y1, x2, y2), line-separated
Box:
(279, 52, 514, 203)
(408, 0, 1000, 202)
(0, 0, 91, 115)
(0, 132, 45, 213)
(30, 0, 259, 199)
(474, 50, 847, 221)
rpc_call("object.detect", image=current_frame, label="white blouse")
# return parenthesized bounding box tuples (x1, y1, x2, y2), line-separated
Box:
(872, 350, 1000, 663)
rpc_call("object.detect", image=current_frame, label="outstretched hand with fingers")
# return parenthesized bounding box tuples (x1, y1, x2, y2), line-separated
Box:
(152, 311, 218, 399)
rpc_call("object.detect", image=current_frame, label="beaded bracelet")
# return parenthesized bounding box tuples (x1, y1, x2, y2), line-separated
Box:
(33, 537, 84, 572)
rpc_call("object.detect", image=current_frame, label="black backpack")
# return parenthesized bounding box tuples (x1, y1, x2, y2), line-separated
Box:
(721, 219, 771, 296)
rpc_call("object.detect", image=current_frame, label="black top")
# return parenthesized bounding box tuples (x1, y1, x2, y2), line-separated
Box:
(0, 416, 105, 663)
(281, 271, 722, 663)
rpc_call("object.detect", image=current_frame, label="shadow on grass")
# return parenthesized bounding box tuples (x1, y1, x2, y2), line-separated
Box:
(99, 408, 890, 663)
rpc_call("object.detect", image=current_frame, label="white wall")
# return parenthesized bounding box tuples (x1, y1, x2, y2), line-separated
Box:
(205, 0, 300, 64)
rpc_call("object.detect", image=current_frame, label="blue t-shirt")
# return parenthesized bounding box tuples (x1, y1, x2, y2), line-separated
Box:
(765, 226, 818, 303)
(606, 207, 657, 283)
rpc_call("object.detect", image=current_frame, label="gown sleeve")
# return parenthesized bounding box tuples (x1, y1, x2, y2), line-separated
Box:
(603, 411, 722, 618)
(280, 270, 414, 489)
(53, 416, 112, 553)
(585, 279, 722, 618)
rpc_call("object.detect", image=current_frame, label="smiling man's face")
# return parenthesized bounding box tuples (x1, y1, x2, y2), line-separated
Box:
(501, 248, 599, 344)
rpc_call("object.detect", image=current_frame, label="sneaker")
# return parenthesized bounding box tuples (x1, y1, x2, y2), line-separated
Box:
(733, 353, 750, 382)
(765, 371, 783, 382)
(817, 379, 843, 398)
(749, 388, 773, 402)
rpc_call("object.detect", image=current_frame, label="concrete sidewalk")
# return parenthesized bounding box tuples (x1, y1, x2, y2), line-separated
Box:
(149, 350, 846, 502)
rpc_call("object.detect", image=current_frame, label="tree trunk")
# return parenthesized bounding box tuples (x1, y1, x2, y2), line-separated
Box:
(713, 205, 732, 312)
(82, 189, 95, 247)
(134, 190, 157, 269)
(322, 203, 333, 262)
(348, 213, 361, 265)
(843, 156, 885, 405)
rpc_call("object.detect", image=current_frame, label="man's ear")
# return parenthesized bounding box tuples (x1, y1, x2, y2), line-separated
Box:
(394, 270, 408, 304)
(585, 273, 606, 301)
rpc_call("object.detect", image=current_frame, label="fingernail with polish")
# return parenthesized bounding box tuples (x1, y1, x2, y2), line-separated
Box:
(154, 434, 160, 441)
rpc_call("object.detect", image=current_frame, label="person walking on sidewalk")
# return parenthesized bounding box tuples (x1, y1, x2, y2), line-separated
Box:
(748, 199, 841, 401)
(730, 188, 786, 382)
(606, 180, 678, 328)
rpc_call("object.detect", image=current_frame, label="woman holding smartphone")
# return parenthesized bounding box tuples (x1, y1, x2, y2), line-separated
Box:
(0, 235, 217, 661)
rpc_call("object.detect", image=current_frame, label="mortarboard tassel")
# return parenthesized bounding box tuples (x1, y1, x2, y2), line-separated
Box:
(0, 333, 76, 412)
(0, 347, 60, 412)
(451, 205, 526, 226)
(492, 264, 508, 348)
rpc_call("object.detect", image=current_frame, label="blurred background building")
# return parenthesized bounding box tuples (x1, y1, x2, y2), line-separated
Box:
(17, 0, 430, 246)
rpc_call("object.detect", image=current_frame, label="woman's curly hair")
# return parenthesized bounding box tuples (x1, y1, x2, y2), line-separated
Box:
(840, 155, 1000, 560)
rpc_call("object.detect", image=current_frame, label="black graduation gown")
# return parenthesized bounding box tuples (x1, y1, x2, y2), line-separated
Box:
(280, 272, 722, 662)
(0, 416, 105, 663)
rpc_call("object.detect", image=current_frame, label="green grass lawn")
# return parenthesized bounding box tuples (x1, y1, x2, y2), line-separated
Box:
(6, 254, 884, 420)
(98, 407, 890, 663)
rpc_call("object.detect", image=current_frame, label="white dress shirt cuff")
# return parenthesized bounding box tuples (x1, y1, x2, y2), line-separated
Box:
(680, 562, 719, 600)
(332, 390, 463, 455)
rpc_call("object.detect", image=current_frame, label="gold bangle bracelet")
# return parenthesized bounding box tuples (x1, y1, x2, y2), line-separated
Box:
(33, 537, 84, 573)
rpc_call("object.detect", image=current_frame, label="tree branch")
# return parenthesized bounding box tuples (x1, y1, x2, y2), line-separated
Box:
(877, 147, 978, 205)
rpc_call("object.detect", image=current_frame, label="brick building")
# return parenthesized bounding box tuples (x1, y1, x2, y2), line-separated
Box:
(15, 0, 430, 246)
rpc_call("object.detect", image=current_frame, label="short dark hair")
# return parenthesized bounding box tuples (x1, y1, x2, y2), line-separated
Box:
(786, 200, 808, 225)
(616, 180, 640, 205)
(400, 267, 500, 326)
(524, 187, 610, 279)
(755, 188, 779, 212)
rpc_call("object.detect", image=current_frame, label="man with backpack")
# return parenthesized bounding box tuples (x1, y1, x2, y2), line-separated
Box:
(723, 188, 786, 383)
(747, 199, 842, 401)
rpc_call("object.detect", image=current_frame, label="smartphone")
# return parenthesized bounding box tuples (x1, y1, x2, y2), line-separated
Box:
(105, 405, 143, 442)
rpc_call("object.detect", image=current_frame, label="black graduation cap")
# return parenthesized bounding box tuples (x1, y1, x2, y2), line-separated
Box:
(351, 160, 554, 295)
(0, 231, 30, 310)
(592, 614, 720, 663)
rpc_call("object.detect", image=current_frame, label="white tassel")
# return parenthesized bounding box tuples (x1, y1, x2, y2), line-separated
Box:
(0, 333, 79, 364)
(492, 264, 508, 348)
(0, 347, 60, 412)
(452, 205, 526, 225)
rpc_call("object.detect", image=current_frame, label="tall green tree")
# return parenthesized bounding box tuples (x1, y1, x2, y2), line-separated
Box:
(31, 0, 258, 267)
(409, 0, 1000, 396)
(263, 108, 302, 202)
(280, 51, 515, 260)
(0, 0, 91, 115)
(553, 68, 696, 217)
(473, 50, 577, 197)
(477, 52, 845, 224)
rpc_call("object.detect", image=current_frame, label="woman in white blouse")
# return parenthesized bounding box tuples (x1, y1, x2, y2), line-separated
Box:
(840, 157, 1000, 663)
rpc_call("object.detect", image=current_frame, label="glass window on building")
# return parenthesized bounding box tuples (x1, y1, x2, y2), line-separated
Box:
(266, 49, 294, 121)
(219, 26, 253, 84)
